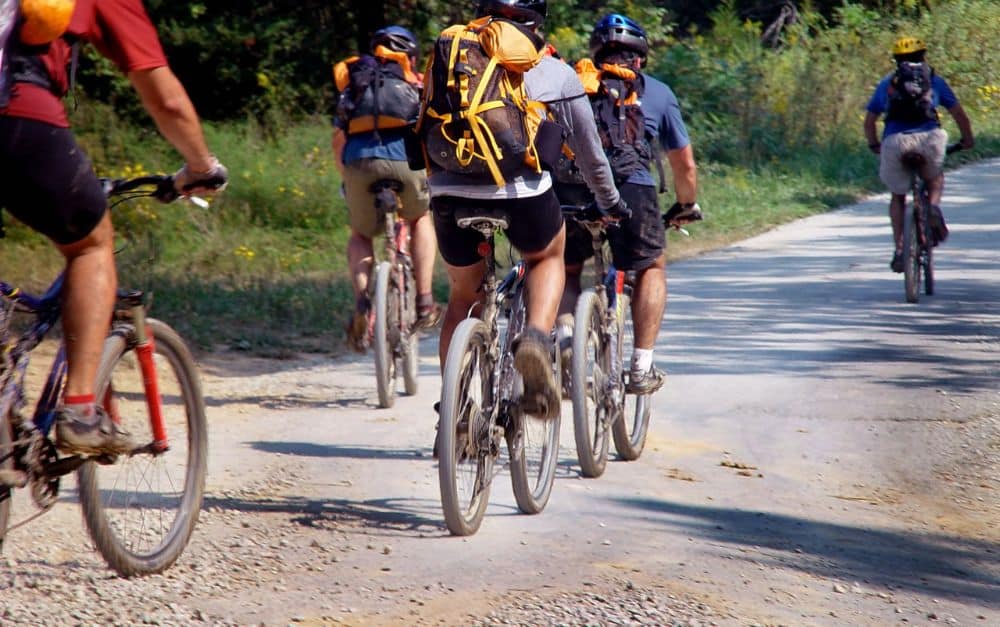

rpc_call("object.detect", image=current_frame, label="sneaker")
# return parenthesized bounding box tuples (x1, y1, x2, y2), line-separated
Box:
(626, 365, 665, 395)
(513, 327, 559, 420)
(414, 303, 443, 330)
(346, 309, 369, 353)
(54, 405, 135, 456)
(928, 204, 948, 246)
(890, 250, 904, 273)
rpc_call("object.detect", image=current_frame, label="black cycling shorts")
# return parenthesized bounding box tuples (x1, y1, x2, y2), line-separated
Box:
(0, 117, 107, 245)
(431, 190, 563, 267)
(559, 182, 664, 271)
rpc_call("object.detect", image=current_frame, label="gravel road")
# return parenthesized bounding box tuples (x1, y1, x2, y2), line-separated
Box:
(2, 159, 998, 626)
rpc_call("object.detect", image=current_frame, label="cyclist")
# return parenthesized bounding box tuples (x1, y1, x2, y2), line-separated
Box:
(863, 37, 974, 273)
(426, 0, 625, 419)
(332, 25, 440, 353)
(0, 0, 227, 456)
(557, 14, 700, 395)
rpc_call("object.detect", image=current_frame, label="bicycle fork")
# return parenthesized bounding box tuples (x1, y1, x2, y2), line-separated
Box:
(117, 296, 168, 455)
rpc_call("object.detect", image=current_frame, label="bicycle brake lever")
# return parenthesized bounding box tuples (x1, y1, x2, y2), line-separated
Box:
(187, 196, 209, 209)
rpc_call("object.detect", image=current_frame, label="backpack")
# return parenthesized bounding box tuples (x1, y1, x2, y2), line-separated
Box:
(886, 61, 938, 125)
(0, 0, 75, 109)
(417, 16, 548, 186)
(333, 47, 421, 137)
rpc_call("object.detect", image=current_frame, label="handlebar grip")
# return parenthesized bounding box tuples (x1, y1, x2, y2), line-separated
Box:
(179, 173, 228, 194)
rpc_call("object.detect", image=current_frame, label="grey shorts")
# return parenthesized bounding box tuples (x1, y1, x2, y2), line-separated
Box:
(879, 128, 947, 195)
(342, 158, 429, 237)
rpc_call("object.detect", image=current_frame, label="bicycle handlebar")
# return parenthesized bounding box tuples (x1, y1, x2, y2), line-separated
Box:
(100, 174, 213, 208)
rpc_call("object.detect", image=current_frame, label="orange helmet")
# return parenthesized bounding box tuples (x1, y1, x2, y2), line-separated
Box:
(893, 37, 926, 56)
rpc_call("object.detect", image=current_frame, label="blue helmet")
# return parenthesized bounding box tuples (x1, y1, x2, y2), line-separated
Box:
(371, 25, 419, 59)
(589, 14, 649, 60)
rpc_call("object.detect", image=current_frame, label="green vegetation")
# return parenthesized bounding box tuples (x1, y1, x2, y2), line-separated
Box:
(2, 1, 998, 355)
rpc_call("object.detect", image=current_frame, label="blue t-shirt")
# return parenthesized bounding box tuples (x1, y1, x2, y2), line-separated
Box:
(866, 72, 958, 139)
(626, 73, 691, 187)
(336, 126, 409, 164)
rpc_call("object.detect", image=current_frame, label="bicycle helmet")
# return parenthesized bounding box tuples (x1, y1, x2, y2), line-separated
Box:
(475, 0, 547, 27)
(590, 14, 649, 60)
(371, 25, 419, 59)
(892, 36, 926, 56)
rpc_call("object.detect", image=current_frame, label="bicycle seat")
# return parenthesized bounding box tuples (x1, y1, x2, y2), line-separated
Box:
(454, 207, 510, 232)
(369, 179, 404, 194)
(901, 151, 925, 170)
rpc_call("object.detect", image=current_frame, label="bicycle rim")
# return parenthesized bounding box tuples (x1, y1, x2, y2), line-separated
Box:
(78, 319, 207, 576)
(508, 290, 561, 513)
(438, 319, 493, 536)
(903, 206, 920, 303)
(0, 410, 12, 550)
(571, 290, 609, 478)
(612, 290, 651, 460)
(373, 261, 397, 408)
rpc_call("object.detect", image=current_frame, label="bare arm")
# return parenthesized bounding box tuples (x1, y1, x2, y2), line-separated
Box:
(128, 66, 214, 172)
(665, 144, 697, 204)
(864, 110, 881, 153)
(331, 128, 347, 178)
(948, 103, 975, 149)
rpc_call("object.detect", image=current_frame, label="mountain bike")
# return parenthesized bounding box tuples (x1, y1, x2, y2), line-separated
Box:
(562, 205, 650, 479)
(368, 179, 419, 408)
(0, 175, 208, 576)
(437, 209, 561, 536)
(901, 142, 963, 303)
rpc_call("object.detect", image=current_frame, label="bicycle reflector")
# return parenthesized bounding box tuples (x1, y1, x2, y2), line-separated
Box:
(477, 241, 492, 258)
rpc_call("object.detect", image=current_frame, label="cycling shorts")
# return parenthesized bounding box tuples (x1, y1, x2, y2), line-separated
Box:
(879, 128, 947, 196)
(560, 182, 664, 271)
(342, 158, 429, 238)
(0, 117, 107, 245)
(431, 190, 563, 268)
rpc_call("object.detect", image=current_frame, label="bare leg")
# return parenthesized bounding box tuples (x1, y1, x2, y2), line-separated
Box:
(889, 194, 906, 251)
(408, 212, 437, 298)
(926, 173, 945, 207)
(439, 260, 486, 370)
(55, 213, 117, 398)
(347, 230, 375, 302)
(521, 224, 566, 335)
(559, 262, 583, 318)
(632, 254, 667, 350)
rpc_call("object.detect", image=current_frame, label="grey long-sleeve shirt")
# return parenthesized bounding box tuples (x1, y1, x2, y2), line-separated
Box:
(427, 55, 620, 209)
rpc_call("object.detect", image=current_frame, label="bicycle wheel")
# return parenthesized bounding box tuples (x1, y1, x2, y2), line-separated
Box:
(611, 288, 652, 460)
(903, 204, 921, 303)
(78, 318, 207, 577)
(570, 289, 610, 478)
(438, 318, 494, 536)
(508, 290, 561, 514)
(401, 266, 419, 396)
(373, 261, 398, 408)
(0, 410, 12, 552)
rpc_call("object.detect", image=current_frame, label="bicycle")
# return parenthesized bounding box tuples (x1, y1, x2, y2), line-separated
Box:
(562, 205, 651, 479)
(437, 208, 561, 536)
(368, 179, 419, 408)
(900, 142, 963, 303)
(0, 175, 208, 576)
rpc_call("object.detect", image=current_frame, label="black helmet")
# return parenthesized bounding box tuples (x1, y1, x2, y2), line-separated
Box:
(589, 14, 649, 60)
(371, 25, 419, 59)
(475, 0, 547, 27)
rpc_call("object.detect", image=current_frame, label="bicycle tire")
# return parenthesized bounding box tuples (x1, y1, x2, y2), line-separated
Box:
(78, 318, 207, 577)
(507, 289, 561, 514)
(0, 410, 12, 552)
(373, 261, 397, 408)
(438, 318, 493, 536)
(570, 289, 610, 478)
(401, 266, 419, 396)
(903, 204, 921, 303)
(611, 289, 652, 461)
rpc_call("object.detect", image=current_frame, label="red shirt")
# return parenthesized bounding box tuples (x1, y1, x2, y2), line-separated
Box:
(1, 0, 167, 127)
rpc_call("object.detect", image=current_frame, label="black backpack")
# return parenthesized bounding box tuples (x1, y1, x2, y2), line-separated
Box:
(887, 61, 938, 125)
(333, 53, 421, 138)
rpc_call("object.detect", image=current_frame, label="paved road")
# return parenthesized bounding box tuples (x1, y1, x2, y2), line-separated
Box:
(3, 159, 997, 625)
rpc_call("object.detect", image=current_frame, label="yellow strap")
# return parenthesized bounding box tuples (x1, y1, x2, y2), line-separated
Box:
(465, 56, 506, 185)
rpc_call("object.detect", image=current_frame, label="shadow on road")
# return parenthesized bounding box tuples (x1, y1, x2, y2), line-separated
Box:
(248, 440, 431, 460)
(612, 496, 1000, 607)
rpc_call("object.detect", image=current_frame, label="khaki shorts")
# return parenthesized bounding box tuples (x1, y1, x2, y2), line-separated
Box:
(343, 158, 429, 238)
(879, 128, 947, 195)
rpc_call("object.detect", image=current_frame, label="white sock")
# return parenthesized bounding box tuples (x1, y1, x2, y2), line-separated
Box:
(631, 348, 653, 373)
(556, 324, 573, 344)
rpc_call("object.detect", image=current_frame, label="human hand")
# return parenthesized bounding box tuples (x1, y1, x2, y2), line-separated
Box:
(173, 156, 229, 196)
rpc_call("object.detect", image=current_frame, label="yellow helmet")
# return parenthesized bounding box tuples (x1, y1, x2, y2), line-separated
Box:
(893, 37, 927, 56)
